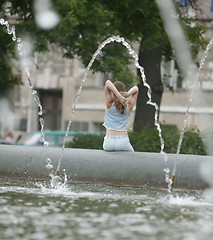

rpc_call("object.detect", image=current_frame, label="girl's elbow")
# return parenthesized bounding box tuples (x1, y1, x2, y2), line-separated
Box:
(106, 80, 112, 85)
(134, 86, 139, 94)
(105, 80, 110, 88)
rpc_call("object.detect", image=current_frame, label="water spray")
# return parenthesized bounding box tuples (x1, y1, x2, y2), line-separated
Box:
(156, 0, 213, 192)
(55, 35, 166, 177)
(0, 18, 48, 146)
(170, 39, 213, 192)
(1, 18, 74, 186)
(0, 18, 166, 187)
(0, 18, 56, 187)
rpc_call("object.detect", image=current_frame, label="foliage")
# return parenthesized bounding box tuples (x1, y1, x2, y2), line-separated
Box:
(0, 59, 21, 93)
(0, 0, 208, 133)
(0, 22, 22, 92)
(66, 134, 104, 150)
(66, 126, 207, 155)
(0, 0, 206, 91)
(180, 127, 207, 155)
(129, 125, 206, 155)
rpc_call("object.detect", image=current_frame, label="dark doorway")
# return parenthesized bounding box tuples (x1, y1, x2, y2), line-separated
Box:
(39, 90, 62, 130)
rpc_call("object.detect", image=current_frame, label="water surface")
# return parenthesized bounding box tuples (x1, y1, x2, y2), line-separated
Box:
(0, 178, 212, 240)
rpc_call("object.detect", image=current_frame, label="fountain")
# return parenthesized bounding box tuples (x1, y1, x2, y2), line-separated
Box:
(156, 0, 213, 192)
(0, 12, 213, 190)
(0, 16, 170, 189)
(54, 35, 167, 187)
(0, 1, 213, 238)
(0, 18, 49, 147)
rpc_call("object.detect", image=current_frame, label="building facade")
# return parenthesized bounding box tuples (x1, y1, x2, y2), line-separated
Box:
(1, 0, 213, 139)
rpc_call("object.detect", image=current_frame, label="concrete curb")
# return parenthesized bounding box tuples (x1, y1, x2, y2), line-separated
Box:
(0, 145, 212, 189)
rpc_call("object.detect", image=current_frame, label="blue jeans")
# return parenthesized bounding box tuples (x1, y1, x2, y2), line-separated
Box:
(103, 135, 134, 152)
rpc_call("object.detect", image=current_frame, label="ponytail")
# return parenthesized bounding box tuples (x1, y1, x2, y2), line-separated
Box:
(115, 102, 126, 114)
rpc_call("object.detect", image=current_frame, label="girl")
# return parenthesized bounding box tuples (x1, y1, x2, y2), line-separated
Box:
(103, 80, 139, 152)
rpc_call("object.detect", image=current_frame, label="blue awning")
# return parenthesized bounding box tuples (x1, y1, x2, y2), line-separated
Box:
(179, 0, 189, 6)
(211, 0, 213, 12)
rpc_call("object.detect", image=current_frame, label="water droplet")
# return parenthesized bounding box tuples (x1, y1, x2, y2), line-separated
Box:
(38, 110, 43, 116)
(35, 10, 59, 30)
(51, 175, 62, 188)
(27, 79, 33, 88)
(44, 141, 49, 147)
(17, 43, 22, 50)
(46, 163, 53, 170)
(39, 118, 44, 125)
(34, 96, 39, 102)
(45, 158, 53, 169)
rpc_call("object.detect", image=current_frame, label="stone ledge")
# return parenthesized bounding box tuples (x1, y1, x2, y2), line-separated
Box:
(0, 145, 212, 190)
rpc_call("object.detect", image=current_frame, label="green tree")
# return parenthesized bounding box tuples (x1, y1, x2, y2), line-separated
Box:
(0, 12, 22, 94)
(0, 0, 206, 130)
(66, 126, 207, 155)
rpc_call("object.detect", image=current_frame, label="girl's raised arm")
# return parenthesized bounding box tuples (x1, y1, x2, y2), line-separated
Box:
(104, 80, 126, 108)
(123, 86, 139, 112)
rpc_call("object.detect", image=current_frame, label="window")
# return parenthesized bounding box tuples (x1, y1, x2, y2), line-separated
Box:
(39, 90, 62, 130)
(68, 121, 89, 132)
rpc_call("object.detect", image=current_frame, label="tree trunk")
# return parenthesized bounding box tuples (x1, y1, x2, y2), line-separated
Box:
(134, 39, 163, 132)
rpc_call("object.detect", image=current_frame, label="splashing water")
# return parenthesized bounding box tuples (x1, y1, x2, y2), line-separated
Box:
(45, 158, 68, 189)
(1, 19, 165, 189)
(45, 158, 53, 170)
(0, 18, 167, 189)
(0, 18, 48, 146)
(56, 35, 166, 176)
(172, 38, 213, 179)
(156, 0, 213, 192)
(50, 169, 67, 189)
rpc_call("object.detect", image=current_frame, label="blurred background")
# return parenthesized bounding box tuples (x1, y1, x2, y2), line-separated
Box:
(0, 0, 212, 152)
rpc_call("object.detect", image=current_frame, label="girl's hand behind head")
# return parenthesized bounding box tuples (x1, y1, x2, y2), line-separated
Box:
(120, 91, 129, 98)
(117, 94, 127, 106)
